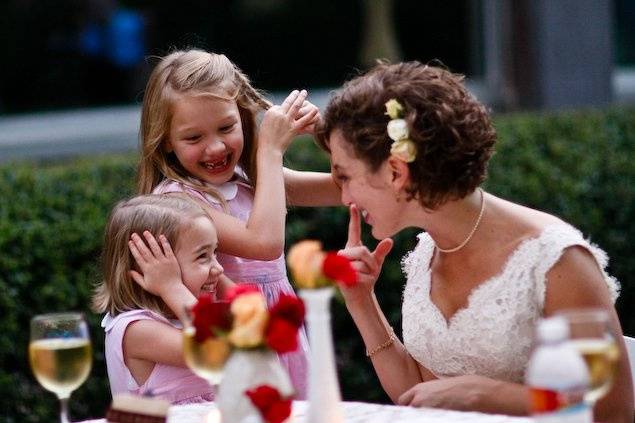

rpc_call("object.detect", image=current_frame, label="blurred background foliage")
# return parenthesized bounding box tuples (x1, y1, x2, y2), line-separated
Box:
(1, 107, 634, 421)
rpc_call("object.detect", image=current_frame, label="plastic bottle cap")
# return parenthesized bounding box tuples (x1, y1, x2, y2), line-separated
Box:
(536, 316, 569, 343)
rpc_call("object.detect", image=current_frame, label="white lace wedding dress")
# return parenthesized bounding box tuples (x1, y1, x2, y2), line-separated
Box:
(401, 224, 619, 383)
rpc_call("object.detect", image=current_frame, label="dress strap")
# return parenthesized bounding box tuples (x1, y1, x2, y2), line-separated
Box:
(533, 225, 620, 308)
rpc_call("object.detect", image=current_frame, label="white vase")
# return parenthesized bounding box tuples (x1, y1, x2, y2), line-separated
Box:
(299, 287, 344, 423)
(217, 349, 294, 423)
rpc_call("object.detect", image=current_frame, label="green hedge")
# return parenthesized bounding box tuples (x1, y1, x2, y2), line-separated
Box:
(1, 107, 634, 421)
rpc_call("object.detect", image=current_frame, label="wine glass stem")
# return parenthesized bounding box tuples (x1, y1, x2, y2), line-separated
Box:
(59, 397, 70, 423)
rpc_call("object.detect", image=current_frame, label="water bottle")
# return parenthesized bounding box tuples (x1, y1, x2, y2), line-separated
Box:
(525, 316, 592, 423)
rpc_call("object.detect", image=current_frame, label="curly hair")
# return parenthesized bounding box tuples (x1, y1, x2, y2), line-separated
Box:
(316, 61, 496, 209)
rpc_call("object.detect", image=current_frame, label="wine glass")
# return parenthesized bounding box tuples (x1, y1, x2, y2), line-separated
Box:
(182, 301, 232, 386)
(29, 312, 92, 423)
(558, 308, 620, 405)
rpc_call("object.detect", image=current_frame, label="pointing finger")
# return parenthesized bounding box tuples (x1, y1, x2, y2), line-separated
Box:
(346, 204, 362, 248)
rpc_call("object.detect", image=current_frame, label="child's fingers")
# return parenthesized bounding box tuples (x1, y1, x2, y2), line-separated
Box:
(279, 90, 300, 113)
(286, 89, 307, 116)
(143, 230, 164, 257)
(296, 101, 318, 116)
(294, 107, 318, 129)
(158, 235, 175, 259)
(129, 236, 149, 264)
(129, 270, 145, 288)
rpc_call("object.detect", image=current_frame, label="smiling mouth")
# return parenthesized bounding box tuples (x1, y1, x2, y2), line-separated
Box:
(202, 154, 231, 172)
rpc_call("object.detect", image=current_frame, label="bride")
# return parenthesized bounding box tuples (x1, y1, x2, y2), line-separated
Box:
(314, 61, 633, 422)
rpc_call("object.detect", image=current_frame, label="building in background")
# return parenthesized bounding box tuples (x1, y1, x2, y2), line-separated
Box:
(1, 0, 633, 114)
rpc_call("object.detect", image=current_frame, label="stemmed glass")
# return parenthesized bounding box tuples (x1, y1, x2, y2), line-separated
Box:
(29, 313, 92, 423)
(181, 301, 232, 386)
(559, 308, 620, 405)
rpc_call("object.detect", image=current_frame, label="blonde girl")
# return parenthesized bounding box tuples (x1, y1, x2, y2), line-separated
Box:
(93, 193, 229, 404)
(137, 49, 340, 398)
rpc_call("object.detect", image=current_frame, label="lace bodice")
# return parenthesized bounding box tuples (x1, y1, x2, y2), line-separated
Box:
(401, 224, 619, 383)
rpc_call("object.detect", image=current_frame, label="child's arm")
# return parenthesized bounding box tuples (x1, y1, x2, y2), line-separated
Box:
(123, 231, 195, 376)
(283, 98, 341, 206)
(284, 167, 342, 206)
(210, 90, 318, 260)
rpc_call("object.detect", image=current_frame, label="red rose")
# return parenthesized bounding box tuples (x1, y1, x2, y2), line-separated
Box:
(191, 293, 231, 342)
(265, 317, 299, 353)
(225, 283, 260, 302)
(245, 385, 292, 423)
(322, 252, 357, 287)
(269, 294, 305, 328)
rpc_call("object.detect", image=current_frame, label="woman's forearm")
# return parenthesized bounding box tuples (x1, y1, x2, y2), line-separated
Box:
(346, 291, 423, 402)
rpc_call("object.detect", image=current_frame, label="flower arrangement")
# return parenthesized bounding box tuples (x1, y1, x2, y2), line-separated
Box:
(384, 98, 417, 163)
(191, 288, 302, 422)
(191, 286, 305, 354)
(245, 384, 292, 423)
(286, 240, 357, 289)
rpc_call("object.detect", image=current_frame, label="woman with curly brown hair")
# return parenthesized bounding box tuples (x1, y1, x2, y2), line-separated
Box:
(316, 62, 633, 422)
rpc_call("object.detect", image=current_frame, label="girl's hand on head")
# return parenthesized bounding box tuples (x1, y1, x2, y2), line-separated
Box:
(258, 89, 318, 153)
(128, 231, 183, 299)
(337, 204, 393, 303)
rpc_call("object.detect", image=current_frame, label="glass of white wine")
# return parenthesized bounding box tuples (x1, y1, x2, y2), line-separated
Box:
(182, 301, 232, 386)
(559, 308, 619, 405)
(29, 313, 92, 423)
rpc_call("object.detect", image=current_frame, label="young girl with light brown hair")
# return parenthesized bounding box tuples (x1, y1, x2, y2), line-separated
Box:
(136, 49, 341, 398)
(93, 193, 228, 404)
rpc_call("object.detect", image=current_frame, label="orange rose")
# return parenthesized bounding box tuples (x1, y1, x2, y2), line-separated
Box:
(228, 292, 269, 348)
(286, 240, 328, 288)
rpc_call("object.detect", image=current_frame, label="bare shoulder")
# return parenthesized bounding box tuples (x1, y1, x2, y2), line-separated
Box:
(486, 194, 567, 242)
(123, 319, 179, 354)
(543, 245, 614, 314)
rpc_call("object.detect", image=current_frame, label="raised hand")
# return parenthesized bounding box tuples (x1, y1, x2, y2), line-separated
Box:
(128, 231, 182, 298)
(294, 100, 321, 135)
(258, 89, 319, 153)
(337, 204, 393, 301)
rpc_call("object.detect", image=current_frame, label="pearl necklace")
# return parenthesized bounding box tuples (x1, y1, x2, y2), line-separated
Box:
(435, 188, 485, 253)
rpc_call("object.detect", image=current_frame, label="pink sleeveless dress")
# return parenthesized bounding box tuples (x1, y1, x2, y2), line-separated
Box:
(101, 309, 215, 404)
(154, 177, 309, 399)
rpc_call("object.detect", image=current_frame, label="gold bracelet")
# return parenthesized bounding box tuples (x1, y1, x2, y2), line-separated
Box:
(366, 330, 396, 358)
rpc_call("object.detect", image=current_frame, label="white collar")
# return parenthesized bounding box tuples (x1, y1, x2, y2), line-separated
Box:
(190, 167, 249, 204)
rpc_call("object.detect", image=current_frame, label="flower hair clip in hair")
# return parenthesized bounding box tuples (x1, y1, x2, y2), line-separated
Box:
(384, 99, 416, 163)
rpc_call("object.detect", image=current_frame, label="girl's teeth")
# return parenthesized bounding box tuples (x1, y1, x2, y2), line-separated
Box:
(361, 210, 369, 219)
(205, 156, 228, 169)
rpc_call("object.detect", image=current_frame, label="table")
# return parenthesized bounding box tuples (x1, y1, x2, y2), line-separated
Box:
(82, 401, 533, 422)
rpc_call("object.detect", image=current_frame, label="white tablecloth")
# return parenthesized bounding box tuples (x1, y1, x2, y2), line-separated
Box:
(161, 401, 533, 422)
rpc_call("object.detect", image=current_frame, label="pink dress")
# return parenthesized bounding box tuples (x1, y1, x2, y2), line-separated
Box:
(101, 309, 214, 404)
(154, 177, 309, 399)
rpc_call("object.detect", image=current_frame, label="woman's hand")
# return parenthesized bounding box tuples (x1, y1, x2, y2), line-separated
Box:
(398, 375, 530, 415)
(258, 89, 318, 153)
(128, 231, 183, 299)
(398, 375, 489, 411)
(337, 204, 393, 303)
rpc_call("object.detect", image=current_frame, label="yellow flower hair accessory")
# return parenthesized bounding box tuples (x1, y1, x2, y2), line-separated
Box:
(384, 99, 416, 163)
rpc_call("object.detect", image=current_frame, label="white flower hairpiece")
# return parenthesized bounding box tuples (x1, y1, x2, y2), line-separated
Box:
(384, 99, 416, 163)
